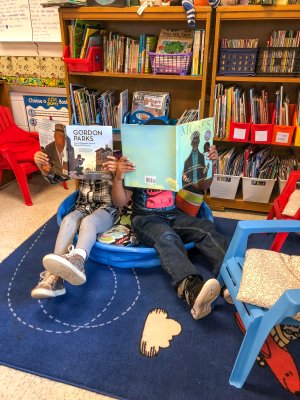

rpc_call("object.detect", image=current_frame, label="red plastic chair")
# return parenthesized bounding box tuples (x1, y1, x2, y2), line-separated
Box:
(0, 106, 69, 205)
(267, 171, 300, 251)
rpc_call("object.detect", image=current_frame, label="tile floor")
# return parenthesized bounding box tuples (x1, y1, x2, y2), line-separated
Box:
(0, 174, 266, 400)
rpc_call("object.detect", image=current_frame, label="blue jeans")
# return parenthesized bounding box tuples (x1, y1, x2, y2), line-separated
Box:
(131, 212, 228, 287)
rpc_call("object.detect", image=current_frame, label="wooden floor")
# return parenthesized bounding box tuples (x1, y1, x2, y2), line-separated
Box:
(0, 174, 265, 400)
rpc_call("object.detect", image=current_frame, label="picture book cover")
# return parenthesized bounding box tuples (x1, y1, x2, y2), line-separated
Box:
(121, 117, 214, 191)
(65, 125, 113, 180)
(156, 29, 194, 54)
(37, 119, 69, 182)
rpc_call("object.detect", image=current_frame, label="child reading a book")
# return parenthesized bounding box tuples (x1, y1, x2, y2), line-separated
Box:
(31, 150, 118, 299)
(112, 122, 228, 320)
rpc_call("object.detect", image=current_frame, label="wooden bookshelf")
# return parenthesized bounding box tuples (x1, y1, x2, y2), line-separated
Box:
(59, 6, 212, 124)
(208, 5, 300, 213)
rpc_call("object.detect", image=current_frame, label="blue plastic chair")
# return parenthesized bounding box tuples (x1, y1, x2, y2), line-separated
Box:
(218, 219, 300, 388)
(57, 190, 214, 268)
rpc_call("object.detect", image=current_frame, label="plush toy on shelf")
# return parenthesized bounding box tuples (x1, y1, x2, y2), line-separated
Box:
(170, 0, 196, 27)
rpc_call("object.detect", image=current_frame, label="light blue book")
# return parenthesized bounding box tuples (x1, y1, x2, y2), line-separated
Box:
(65, 125, 113, 180)
(121, 117, 214, 191)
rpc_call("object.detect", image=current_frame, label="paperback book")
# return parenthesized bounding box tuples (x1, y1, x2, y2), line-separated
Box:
(65, 125, 113, 179)
(156, 29, 194, 54)
(121, 117, 214, 191)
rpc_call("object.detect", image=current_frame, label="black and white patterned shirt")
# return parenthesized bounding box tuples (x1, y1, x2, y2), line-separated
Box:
(44, 173, 117, 219)
(75, 178, 117, 218)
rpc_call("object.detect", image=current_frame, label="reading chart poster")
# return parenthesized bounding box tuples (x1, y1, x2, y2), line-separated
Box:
(24, 95, 69, 132)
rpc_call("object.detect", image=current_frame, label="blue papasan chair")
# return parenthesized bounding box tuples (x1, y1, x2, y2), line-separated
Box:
(57, 190, 214, 268)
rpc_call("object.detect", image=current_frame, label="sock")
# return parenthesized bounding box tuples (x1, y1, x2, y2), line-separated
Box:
(182, 0, 195, 28)
(74, 248, 87, 260)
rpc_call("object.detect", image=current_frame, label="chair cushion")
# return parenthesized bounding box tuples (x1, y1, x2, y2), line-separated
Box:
(282, 189, 300, 217)
(237, 248, 300, 320)
(97, 206, 140, 247)
(176, 189, 203, 217)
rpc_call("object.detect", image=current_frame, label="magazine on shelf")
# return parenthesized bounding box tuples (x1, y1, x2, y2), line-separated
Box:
(65, 125, 113, 180)
(131, 91, 170, 121)
(121, 117, 214, 191)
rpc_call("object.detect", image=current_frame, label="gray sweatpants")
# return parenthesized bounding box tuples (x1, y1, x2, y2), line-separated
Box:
(54, 208, 114, 257)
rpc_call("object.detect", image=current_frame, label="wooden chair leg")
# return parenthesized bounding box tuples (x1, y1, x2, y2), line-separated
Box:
(62, 181, 68, 190)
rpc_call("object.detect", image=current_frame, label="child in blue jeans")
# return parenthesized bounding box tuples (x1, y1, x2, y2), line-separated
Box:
(31, 150, 118, 299)
(112, 125, 228, 320)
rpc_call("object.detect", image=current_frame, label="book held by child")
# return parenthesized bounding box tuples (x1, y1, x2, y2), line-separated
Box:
(121, 117, 214, 191)
(65, 124, 113, 180)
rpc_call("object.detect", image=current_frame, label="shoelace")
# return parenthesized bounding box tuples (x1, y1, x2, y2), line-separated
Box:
(39, 270, 57, 285)
(66, 244, 75, 259)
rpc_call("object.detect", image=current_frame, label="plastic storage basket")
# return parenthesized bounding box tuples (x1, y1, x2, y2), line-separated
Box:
(242, 177, 276, 203)
(218, 48, 258, 76)
(149, 52, 192, 75)
(210, 174, 241, 200)
(63, 46, 103, 72)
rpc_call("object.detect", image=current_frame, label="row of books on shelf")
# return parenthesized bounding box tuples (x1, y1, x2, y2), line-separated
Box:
(216, 145, 292, 179)
(210, 146, 299, 203)
(70, 85, 173, 127)
(218, 30, 300, 76)
(213, 84, 300, 146)
(65, 25, 205, 76)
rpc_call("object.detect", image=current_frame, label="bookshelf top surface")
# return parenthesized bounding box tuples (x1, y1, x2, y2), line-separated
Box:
(216, 4, 300, 19)
(59, 5, 211, 20)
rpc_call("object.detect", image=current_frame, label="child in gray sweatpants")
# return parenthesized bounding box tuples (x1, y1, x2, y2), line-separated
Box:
(31, 151, 118, 299)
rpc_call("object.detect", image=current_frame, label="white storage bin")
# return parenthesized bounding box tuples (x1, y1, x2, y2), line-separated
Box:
(242, 177, 276, 203)
(210, 174, 241, 200)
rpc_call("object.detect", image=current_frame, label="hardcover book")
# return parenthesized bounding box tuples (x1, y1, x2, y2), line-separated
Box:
(65, 124, 113, 179)
(38, 119, 69, 182)
(121, 117, 214, 191)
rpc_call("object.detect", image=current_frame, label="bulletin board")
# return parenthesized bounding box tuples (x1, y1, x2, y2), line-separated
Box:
(0, 0, 61, 42)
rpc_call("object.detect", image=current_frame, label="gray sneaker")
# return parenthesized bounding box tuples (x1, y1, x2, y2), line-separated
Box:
(31, 271, 66, 299)
(178, 276, 221, 320)
(42, 246, 86, 286)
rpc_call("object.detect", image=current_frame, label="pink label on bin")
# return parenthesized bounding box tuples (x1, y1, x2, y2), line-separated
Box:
(276, 132, 289, 143)
(233, 128, 246, 139)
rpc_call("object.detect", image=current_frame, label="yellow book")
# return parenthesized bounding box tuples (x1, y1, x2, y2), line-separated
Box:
(226, 87, 232, 138)
(80, 28, 99, 59)
(191, 30, 201, 76)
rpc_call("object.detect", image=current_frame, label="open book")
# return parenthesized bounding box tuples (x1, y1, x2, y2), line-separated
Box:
(121, 117, 214, 191)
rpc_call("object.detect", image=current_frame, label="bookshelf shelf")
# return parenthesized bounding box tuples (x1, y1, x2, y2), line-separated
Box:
(205, 192, 273, 213)
(69, 71, 204, 81)
(59, 6, 211, 124)
(209, 5, 300, 213)
(215, 76, 300, 84)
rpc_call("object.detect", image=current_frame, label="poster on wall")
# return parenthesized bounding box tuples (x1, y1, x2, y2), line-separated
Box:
(23, 95, 69, 132)
(0, 0, 61, 42)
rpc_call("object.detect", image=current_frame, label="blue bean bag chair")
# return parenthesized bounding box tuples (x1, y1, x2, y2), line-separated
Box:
(57, 190, 214, 268)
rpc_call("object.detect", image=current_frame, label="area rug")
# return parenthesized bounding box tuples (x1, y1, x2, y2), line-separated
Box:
(0, 216, 299, 400)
